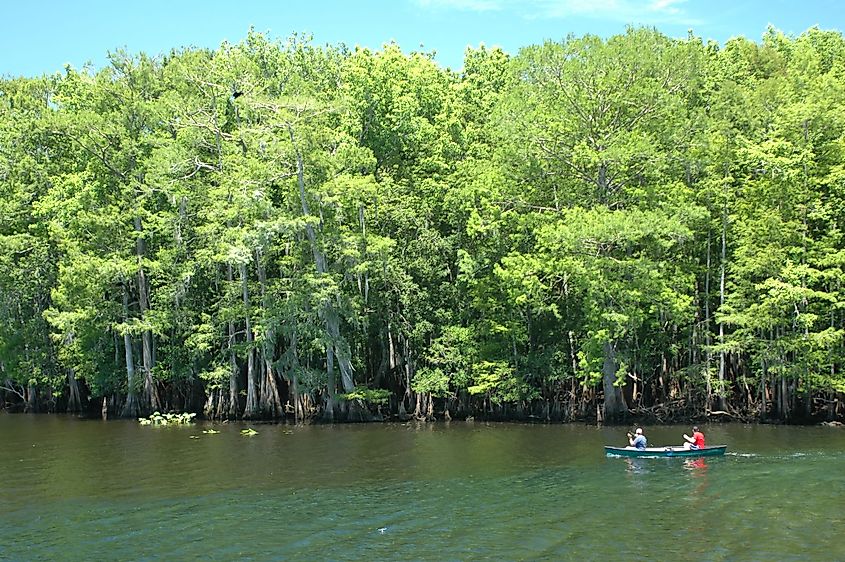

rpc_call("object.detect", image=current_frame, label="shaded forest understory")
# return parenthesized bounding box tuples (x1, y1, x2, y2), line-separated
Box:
(2, 27, 844, 424)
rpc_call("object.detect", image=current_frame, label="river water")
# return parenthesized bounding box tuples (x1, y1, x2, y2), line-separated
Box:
(1, 414, 843, 561)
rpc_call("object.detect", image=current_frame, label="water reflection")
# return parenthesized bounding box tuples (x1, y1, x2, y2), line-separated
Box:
(683, 458, 708, 472)
(624, 457, 649, 474)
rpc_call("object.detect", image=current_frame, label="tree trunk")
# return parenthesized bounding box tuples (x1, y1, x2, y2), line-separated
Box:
(324, 344, 337, 422)
(374, 331, 389, 389)
(326, 310, 355, 394)
(780, 375, 789, 421)
(414, 391, 423, 420)
(241, 262, 258, 419)
(760, 353, 768, 421)
(227, 263, 240, 419)
(259, 341, 283, 418)
(25, 382, 37, 413)
(602, 340, 625, 422)
(277, 328, 299, 422)
(121, 285, 140, 418)
(256, 250, 283, 418)
(66, 368, 82, 413)
(134, 216, 160, 414)
(204, 387, 219, 420)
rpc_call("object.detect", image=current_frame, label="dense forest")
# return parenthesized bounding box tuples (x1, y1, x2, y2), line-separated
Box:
(1, 26, 844, 423)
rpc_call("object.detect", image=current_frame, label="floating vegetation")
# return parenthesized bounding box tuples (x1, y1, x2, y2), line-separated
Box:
(202, 429, 220, 434)
(189, 435, 200, 439)
(241, 428, 258, 436)
(138, 412, 197, 426)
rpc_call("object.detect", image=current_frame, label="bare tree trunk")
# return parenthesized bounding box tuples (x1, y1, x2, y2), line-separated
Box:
(25, 381, 37, 413)
(284, 328, 303, 423)
(374, 332, 389, 389)
(121, 285, 140, 418)
(256, 250, 283, 418)
(66, 368, 82, 413)
(414, 391, 423, 420)
(241, 262, 258, 419)
(227, 264, 240, 419)
(134, 216, 160, 414)
(324, 344, 336, 422)
(260, 344, 282, 418)
(204, 387, 219, 420)
(326, 310, 355, 393)
(602, 340, 625, 422)
(60, 332, 84, 413)
(780, 375, 789, 420)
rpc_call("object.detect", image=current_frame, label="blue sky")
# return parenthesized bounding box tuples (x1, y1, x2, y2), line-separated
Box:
(2, 0, 844, 77)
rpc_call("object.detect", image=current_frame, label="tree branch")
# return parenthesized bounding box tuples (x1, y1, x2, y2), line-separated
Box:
(0, 384, 26, 401)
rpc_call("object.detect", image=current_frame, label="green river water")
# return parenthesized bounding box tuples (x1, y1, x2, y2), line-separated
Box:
(1, 413, 844, 561)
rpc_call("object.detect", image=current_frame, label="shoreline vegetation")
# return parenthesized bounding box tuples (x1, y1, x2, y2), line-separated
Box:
(1, 27, 844, 425)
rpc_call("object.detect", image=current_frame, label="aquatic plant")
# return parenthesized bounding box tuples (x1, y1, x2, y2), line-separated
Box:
(138, 412, 197, 426)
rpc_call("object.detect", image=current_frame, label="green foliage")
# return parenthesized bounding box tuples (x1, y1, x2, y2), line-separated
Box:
(2, 26, 845, 422)
(468, 361, 540, 404)
(339, 388, 391, 405)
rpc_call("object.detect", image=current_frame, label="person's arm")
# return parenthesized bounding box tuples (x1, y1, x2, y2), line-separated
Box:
(683, 433, 694, 443)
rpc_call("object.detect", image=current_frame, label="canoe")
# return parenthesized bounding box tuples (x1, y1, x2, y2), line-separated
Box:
(605, 445, 727, 458)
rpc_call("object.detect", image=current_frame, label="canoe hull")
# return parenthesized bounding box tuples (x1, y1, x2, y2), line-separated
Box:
(605, 445, 727, 458)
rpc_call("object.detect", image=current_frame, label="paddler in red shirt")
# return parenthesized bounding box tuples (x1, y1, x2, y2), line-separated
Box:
(682, 426, 706, 450)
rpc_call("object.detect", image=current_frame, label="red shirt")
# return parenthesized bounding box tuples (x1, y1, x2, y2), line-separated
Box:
(693, 431, 706, 448)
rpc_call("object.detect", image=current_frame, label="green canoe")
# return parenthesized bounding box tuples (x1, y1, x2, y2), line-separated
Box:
(605, 445, 728, 458)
